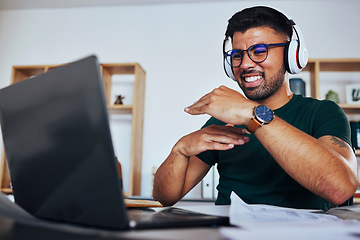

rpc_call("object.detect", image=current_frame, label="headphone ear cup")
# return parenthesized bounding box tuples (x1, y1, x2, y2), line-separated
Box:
(223, 55, 236, 81)
(223, 37, 236, 81)
(283, 41, 291, 73)
(286, 39, 302, 74)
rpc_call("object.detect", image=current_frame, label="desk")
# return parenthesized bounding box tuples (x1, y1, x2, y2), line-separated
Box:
(1, 194, 360, 240)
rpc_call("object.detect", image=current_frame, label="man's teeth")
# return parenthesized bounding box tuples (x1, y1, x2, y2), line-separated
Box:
(245, 76, 262, 82)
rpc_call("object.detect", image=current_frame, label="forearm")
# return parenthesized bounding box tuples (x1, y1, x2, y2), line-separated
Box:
(153, 149, 190, 206)
(256, 117, 358, 204)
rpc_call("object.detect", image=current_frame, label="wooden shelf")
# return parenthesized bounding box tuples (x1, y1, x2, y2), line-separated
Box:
(0, 188, 12, 195)
(107, 105, 133, 114)
(338, 104, 360, 109)
(338, 104, 360, 114)
(0, 61, 146, 196)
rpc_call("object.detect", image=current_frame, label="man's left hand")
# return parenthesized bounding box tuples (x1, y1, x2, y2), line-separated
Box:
(185, 85, 255, 125)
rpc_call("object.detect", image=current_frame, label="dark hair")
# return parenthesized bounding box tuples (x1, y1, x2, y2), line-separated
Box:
(225, 6, 293, 40)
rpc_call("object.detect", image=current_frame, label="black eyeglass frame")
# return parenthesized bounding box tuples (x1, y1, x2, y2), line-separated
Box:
(224, 43, 287, 67)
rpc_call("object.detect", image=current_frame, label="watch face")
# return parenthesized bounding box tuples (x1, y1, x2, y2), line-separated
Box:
(255, 105, 274, 123)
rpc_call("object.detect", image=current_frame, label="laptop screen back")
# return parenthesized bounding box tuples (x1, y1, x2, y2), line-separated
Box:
(0, 56, 129, 230)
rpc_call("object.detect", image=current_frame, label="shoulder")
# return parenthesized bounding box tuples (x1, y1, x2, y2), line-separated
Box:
(292, 94, 334, 105)
(277, 95, 349, 139)
(291, 95, 343, 113)
(296, 97, 351, 144)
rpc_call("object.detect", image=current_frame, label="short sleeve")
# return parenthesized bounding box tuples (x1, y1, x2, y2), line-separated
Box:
(312, 100, 352, 146)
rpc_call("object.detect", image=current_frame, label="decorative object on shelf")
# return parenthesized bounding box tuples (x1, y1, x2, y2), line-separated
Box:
(350, 121, 360, 149)
(114, 95, 125, 105)
(346, 84, 360, 104)
(325, 90, 340, 103)
(289, 78, 305, 96)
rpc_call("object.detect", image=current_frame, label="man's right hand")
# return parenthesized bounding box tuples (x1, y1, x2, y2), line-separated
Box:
(173, 124, 250, 157)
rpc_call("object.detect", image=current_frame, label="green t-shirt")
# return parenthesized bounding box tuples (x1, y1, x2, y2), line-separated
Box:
(197, 94, 351, 211)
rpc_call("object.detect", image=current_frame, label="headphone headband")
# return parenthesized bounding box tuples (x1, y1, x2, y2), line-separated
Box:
(292, 23, 308, 69)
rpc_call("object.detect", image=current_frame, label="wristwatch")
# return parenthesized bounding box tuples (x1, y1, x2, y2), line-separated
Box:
(246, 105, 274, 134)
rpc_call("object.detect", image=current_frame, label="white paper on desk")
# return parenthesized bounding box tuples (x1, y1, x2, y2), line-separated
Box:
(339, 204, 360, 213)
(220, 221, 360, 240)
(229, 192, 339, 227)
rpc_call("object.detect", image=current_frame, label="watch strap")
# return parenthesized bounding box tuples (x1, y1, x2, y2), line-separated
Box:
(246, 117, 263, 134)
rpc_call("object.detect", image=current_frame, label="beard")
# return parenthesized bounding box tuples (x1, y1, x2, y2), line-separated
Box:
(237, 67, 286, 101)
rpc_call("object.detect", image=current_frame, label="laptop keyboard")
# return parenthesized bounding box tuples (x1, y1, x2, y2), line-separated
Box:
(126, 207, 229, 229)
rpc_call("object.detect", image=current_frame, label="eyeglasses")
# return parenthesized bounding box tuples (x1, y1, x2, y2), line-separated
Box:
(224, 43, 287, 67)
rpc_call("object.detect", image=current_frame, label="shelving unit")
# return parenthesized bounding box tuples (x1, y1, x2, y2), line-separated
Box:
(302, 58, 360, 102)
(0, 62, 145, 196)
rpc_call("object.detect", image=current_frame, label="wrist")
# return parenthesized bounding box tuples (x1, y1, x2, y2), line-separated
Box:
(172, 138, 191, 159)
(246, 105, 274, 134)
(244, 104, 258, 126)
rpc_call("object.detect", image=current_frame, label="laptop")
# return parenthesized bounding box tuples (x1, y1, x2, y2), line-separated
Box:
(0, 56, 229, 230)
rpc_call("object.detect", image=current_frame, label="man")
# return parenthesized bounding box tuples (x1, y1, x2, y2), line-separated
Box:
(153, 6, 358, 211)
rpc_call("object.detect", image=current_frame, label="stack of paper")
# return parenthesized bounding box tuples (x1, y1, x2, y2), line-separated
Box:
(220, 192, 360, 240)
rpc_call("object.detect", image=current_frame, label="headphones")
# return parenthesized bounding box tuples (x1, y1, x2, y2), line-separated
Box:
(223, 9, 308, 80)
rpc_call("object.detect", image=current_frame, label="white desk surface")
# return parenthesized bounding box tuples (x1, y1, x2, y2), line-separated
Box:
(2, 193, 360, 240)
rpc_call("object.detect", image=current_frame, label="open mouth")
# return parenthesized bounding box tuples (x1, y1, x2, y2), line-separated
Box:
(242, 75, 263, 88)
(244, 75, 262, 83)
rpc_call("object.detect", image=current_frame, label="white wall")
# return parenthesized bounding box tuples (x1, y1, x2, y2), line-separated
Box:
(0, 0, 359, 197)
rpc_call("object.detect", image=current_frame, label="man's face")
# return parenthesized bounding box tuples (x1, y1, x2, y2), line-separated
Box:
(231, 26, 288, 101)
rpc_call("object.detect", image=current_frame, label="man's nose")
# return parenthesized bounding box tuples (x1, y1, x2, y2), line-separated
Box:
(240, 51, 256, 69)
